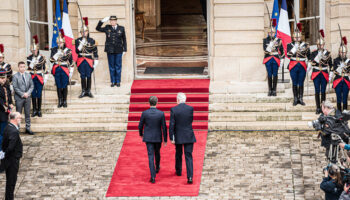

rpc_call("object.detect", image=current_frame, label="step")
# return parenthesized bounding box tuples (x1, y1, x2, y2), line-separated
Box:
(27, 113, 128, 123)
(39, 106, 129, 114)
(209, 121, 313, 130)
(43, 96, 130, 104)
(131, 79, 210, 93)
(209, 103, 322, 112)
(129, 103, 208, 112)
(128, 112, 208, 121)
(130, 94, 209, 103)
(26, 122, 127, 133)
(209, 112, 317, 122)
(127, 121, 208, 131)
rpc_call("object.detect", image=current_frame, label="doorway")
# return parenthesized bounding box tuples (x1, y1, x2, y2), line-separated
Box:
(132, 0, 209, 79)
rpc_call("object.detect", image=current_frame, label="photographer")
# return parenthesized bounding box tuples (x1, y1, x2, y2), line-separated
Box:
(340, 184, 350, 200)
(320, 164, 344, 200)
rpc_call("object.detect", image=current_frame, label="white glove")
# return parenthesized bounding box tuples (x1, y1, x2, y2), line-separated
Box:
(291, 46, 297, 54)
(279, 59, 284, 68)
(93, 60, 99, 69)
(53, 51, 63, 61)
(266, 46, 272, 53)
(69, 68, 74, 79)
(101, 16, 110, 23)
(329, 72, 334, 82)
(307, 62, 312, 73)
(44, 74, 49, 84)
(77, 38, 87, 51)
(294, 43, 300, 49)
(307, 121, 313, 128)
(122, 52, 126, 56)
(0, 151, 5, 159)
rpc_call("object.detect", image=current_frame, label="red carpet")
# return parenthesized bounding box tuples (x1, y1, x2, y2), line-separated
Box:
(106, 79, 210, 197)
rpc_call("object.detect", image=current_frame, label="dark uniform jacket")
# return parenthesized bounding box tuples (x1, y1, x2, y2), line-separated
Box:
(0, 84, 12, 122)
(50, 46, 74, 76)
(309, 49, 332, 80)
(26, 53, 46, 76)
(96, 21, 127, 54)
(138, 107, 167, 143)
(2, 123, 22, 160)
(75, 36, 99, 60)
(332, 56, 350, 86)
(263, 36, 284, 61)
(286, 41, 310, 71)
(169, 103, 196, 144)
(0, 61, 13, 83)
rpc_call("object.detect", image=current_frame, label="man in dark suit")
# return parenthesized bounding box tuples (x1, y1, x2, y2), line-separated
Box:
(138, 96, 167, 183)
(169, 93, 196, 184)
(0, 112, 23, 200)
(12, 61, 34, 135)
(96, 15, 127, 87)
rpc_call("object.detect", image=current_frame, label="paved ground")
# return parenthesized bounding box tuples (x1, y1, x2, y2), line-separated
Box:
(0, 131, 327, 200)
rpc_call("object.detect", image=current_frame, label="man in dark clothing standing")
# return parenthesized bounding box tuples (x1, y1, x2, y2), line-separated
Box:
(169, 93, 196, 184)
(0, 112, 23, 200)
(96, 16, 127, 87)
(138, 96, 167, 183)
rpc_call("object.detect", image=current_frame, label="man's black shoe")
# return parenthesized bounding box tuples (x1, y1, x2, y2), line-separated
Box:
(176, 172, 181, 176)
(187, 177, 193, 184)
(116, 83, 120, 87)
(111, 83, 115, 87)
(25, 129, 35, 135)
(150, 177, 155, 183)
(156, 167, 160, 173)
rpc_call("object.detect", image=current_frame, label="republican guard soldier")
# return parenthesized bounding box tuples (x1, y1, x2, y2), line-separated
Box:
(0, 44, 13, 85)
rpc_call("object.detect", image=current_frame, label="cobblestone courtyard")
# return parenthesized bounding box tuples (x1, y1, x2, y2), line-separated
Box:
(0, 131, 326, 200)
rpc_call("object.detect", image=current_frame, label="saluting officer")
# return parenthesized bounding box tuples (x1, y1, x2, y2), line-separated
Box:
(50, 30, 74, 108)
(287, 23, 310, 106)
(27, 35, 47, 117)
(96, 15, 127, 87)
(331, 36, 350, 111)
(75, 17, 98, 98)
(263, 18, 284, 96)
(0, 44, 13, 85)
(308, 30, 332, 114)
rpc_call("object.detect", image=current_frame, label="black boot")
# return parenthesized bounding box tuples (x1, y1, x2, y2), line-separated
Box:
(272, 76, 278, 96)
(321, 93, 326, 104)
(292, 85, 298, 106)
(86, 77, 94, 98)
(315, 93, 321, 114)
(298, 86, 306, 106)
(344, 102, 348, 111)
(31, 98, 37, 117)
(79, 78, 86, 98)
(267, 77, 272, 96)
(57, 88, 63, 108)
(37, 97, 42, 117)
(337, 103, 342, 111)
(63, 88, 68, 108)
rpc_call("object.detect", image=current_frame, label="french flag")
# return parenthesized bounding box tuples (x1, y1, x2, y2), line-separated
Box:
(62, 0, 77, 61)
(277, 0, 291, 55)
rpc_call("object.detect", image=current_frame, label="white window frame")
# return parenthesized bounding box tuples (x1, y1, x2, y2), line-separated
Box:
(289, 0, 325, 29)
(24, 0, 54, 58)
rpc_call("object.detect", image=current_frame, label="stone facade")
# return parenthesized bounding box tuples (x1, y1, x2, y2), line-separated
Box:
(1, 0, 350, 84)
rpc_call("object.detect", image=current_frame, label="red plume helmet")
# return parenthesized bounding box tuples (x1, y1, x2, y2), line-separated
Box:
(83, 17, 88, 26)
(272, 18, 277, 27)
(319, 29, 325, 38)
(60, 29, 65, 37)
(297, 23, 302, 32)
(0, 44, 3, 53)
(343, 36, 348, 46)
(33, 35, 39, 44)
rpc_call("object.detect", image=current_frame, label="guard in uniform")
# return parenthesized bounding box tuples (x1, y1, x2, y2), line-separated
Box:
(50, 30, 74, 108)
(75, 17, 98, 98)
(331, 37, 350, 111)
(96, 15, 127, 87)
(308, 30, 332, 114)
(287, 23, 310, 106)
(0, 44, 13, 85)
(26, 35, 47, 117)
(263, 19, 284, 96)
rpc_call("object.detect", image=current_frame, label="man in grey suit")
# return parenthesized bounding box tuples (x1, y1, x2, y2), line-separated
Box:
(12, 61, 34, 135)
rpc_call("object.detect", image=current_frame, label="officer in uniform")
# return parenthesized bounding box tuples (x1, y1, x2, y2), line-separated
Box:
(287, 23, 310, 106)
(75, 17, 98, 98)
(0, 44, 13, 85)
(308, 30, 332, 114)
(50, 30, 74, 108)
(331, 36, 350, 111)
(263, 19, 284, 96)
(26, 35, 47, 117)
(96, 15, 127, 87)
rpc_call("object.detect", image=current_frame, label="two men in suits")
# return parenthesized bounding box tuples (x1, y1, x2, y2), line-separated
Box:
(96, 15, 127, 87)
(170, 92, 196, 184)
(138, 96, 167, 183)
(12, 62, 34, 135)
(0, 112, 23, 200)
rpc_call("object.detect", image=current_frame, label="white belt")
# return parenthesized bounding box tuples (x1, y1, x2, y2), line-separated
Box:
(79, 53, 93, 56)
(291, 57, 306, 61)
(313, 67, 328, 70)
(30, 70, 44, 74)
(54, 62, 68, 65)
(269, 52, 279, 56)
